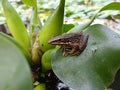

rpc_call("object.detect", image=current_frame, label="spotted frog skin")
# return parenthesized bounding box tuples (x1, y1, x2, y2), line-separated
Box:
(48, 32, 89, 56)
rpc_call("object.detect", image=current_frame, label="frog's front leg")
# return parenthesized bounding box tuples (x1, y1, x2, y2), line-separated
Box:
(60, 45, 66, 52)
(64, 46, 78, 56)
(60, 45, 68, 56)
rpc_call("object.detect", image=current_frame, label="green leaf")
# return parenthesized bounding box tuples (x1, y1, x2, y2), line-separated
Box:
(39, 0, 65, 52)
(2, 0, 30, 50)
(34, 84, 46, 90)
(68, 2, 120, 33)
(29, 8, 42, 45)
(67, 20, 94, 33)
(0, 32, 33, 65)
(41, 48, 57, 72)
(52, 24, 120, 90)
(63, 24, 75, 33)
(100, 2, 120, 11)
(22, 0, 37, 8)
(0, 33, 33, 90)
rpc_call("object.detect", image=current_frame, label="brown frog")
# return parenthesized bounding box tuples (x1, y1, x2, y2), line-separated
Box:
(48, 32, 89, 56)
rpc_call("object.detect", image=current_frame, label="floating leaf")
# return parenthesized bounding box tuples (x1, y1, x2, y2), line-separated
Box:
(52, 24, 120, 90)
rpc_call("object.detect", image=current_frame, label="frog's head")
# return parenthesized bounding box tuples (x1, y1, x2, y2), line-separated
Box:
(48, 34, 70, 45)
(48, 32, 82, 45)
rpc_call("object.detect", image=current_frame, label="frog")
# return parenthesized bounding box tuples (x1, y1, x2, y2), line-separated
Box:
(48, 32, 89, 56)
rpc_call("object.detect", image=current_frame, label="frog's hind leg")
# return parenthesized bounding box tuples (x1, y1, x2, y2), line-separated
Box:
(79, 34, 89, 51)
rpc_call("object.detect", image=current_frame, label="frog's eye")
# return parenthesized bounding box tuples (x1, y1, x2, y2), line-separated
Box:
(58, 38, 62, 41)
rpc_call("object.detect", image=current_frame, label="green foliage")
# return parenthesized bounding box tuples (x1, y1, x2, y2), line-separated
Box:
(1, 0, 120, 90)
(34, 84, 46, 90)
(63, 24, 75, 33)
(2, 0, 30, 50)
(52, 1, 120, 90)
(0, 32, 33, 64)
(41, 49, 57, 72)
(22, 0, 37, 8)
(0, 32, 33, 90)
(68, 2, 120, 33)
(39, 0, 65, 52)
(100, 2, 120, 11)
(52, 24, 120, 90)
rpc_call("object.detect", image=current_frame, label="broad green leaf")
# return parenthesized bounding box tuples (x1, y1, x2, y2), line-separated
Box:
(0, 32, 33, 65)
(22, 0, 37, 8)
(52, 24, 120, 90)
(68, 2, 120, 33)
(0, 33, 33, 90)
(2, 0, 30, 50)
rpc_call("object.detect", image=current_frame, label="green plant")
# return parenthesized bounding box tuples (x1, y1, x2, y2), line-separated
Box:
(1, 0, 120, 90)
